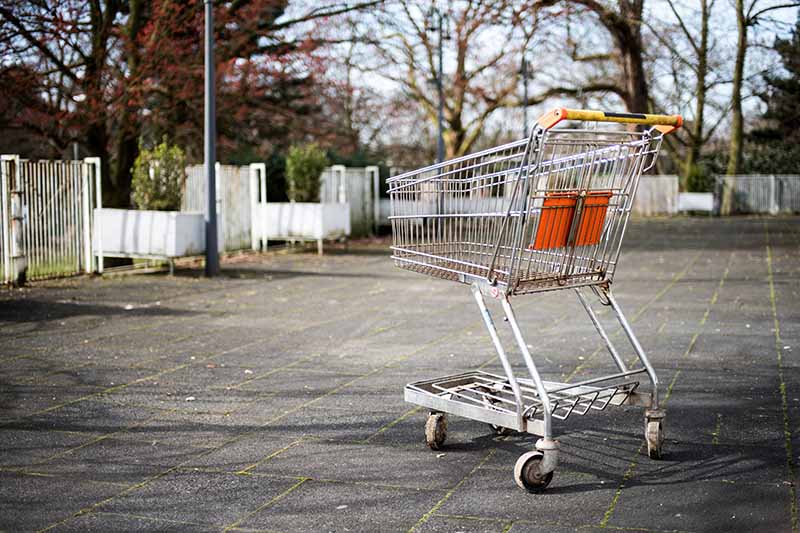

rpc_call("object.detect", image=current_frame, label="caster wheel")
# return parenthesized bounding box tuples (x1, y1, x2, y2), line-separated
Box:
(425, 412, 447, 450)
(483, 396, 514, 437)
(479, 388, 513, 436)
(645, 419, 665, 459)
(489, 423, 513, 437)
(514, 451, 553, 492)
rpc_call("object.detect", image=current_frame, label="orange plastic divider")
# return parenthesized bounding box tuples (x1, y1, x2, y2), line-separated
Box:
(575, 191, 612, 246)
(531, 192, 577, 250)
(530, 190, 612, 250)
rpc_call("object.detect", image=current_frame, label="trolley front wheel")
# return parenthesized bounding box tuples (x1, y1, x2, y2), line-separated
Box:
(514, 451, 554, 492)
(425, 412, 447, 450)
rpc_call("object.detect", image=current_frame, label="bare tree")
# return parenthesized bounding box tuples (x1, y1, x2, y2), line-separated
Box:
(529, 0, 651, 114)
(644, 0, 730, 185)
(358, 0, 537, 160)
(721, 0, 799, 213)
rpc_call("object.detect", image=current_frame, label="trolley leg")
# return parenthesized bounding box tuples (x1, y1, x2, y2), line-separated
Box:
(602, 287, 666, 459)
(575, 288, 628, 373)
(471, 284, 525, 430)
(499, 297, 554, 441)
(500, 297, 558, 482)
(603, 288, 660, 410)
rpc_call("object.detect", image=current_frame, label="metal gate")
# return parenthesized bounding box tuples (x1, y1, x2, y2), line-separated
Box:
(320, 165, 379, 237)
(183, 164, 265, 252)
(1, 155, 98, 283)
(633, 175, 679, 216)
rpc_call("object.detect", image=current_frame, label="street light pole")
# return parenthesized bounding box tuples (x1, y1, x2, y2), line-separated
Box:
(521, 54, 529, 137)
(204, 0, 219, 276)
(436, 12, 444, 163)
(427, 6, 447, 163)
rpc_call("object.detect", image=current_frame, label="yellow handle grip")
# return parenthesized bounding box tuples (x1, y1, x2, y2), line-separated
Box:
(537, 108, 683, 134)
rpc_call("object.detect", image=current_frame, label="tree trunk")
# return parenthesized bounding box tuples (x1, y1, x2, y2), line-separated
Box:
(683, 0, 709, 190)
(109, 0, 146, 209)
(616, 0, 649, 114)
(722, 0, 746, 214)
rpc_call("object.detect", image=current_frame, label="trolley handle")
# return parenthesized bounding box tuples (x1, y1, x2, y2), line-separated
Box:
(537, 108, 683, 134)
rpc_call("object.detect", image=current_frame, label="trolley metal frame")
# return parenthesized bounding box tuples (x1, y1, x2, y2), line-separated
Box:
(388, 108, 682, 491)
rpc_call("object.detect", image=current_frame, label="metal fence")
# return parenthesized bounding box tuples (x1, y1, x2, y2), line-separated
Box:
(5, 153, 796, 285)
(1, 156, 98, 283)
(717, 175, 800, 214)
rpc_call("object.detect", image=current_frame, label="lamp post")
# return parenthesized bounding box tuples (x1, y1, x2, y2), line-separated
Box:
(520, 53, 531, 137)
(204, 0, 219, 276)
(426, 5, 448, 163)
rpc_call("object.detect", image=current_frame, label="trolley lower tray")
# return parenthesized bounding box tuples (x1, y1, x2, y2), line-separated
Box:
(405, 370, 639, 436)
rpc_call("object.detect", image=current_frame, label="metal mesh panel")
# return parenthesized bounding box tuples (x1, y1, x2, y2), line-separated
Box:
(721, 175, 800, 214)
(19, 160, 86, 280)
(320, 167, 376, 237)
(633, 175, 678, 216)
(779, 176, 800, 212)
(183, 164, 253, 252)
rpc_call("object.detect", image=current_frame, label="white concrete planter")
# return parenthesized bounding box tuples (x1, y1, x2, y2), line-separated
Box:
(93, 208, 205, 263)
(677, 192, 714, 213)
(254, 202, 350, 254)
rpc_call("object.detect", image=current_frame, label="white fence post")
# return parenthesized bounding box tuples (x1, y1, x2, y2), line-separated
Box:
(331, 165, 347, 204)
(84, 157, 102, 273)
(81, 160, 92, 273)
(1, 156, 16, 284)
(769, 175, 779, 215)
(249, 163, 266, 251)
(366, 165, 380, 235)
(9, 158, 27, 285)
(215, 162, 224, 253)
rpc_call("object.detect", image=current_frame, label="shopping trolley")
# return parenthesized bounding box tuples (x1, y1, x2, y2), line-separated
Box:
(388, 108, 682, 491)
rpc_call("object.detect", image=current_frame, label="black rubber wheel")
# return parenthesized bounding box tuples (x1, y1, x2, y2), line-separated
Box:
(425, 412, 447, 450)
(479, 388, 514, 436)
(646, 419, 664, 459)
(514, 451, 554, 492)
(489, 423, 513, 436)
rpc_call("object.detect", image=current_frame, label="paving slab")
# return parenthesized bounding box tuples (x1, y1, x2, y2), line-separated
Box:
(95, 470, 301, 528)
(230, 478, 443, 532)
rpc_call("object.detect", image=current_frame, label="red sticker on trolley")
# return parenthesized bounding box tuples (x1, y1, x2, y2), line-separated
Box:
(490, 287, 500, 299)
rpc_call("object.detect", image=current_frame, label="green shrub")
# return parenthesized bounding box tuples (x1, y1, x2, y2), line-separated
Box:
(685, 163, 714, 193)
(286, 143, 329, 202)
(131, 140, 186, 210)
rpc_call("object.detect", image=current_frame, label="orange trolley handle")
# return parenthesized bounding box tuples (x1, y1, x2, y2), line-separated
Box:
(537, 108, 683, 134)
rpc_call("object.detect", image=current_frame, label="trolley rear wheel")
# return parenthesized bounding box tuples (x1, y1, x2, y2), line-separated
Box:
(514, 451, 553, 492)
(425, 412, 447, 450)
(645, 419, 664, 459)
